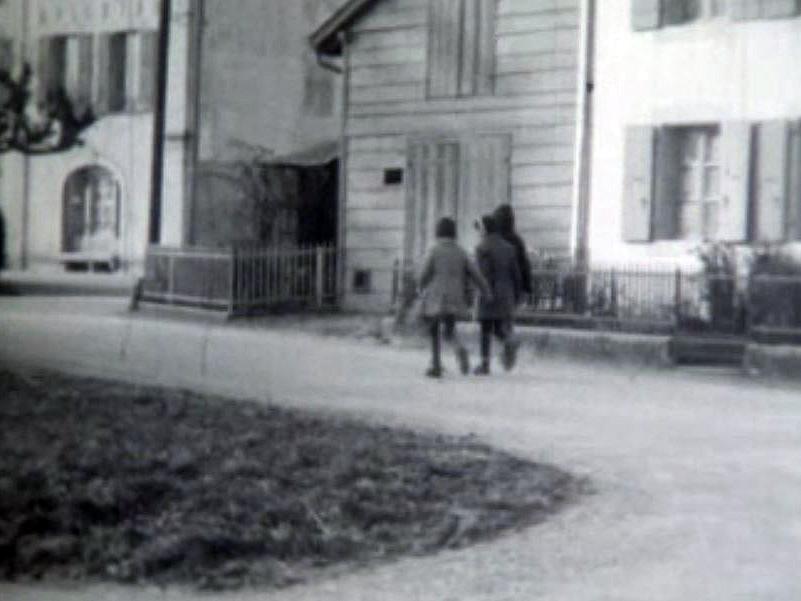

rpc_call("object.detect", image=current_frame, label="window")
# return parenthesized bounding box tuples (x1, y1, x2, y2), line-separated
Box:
(384, 168, 403, 185)
(0, 37, 12, 72)
(353, 269, 372, 293)
(632, 0, 800, 30)
(96, 30, 157, 114)
(663, 0, 726, 25)
(427, 0, 496, 98)
(623, 120, 801, 244)
(674, 127, 721, 240)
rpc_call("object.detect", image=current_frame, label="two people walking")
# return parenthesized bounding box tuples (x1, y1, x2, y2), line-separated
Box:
(417, 205, 529, 378)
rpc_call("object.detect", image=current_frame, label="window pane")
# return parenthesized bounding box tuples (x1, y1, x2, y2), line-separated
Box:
(703, 166, 720, 197)
(705, 131, 720, 162)
(680, 167, 696, 200)
(680, 201, 702, 239)
(703, 201, 719, 241)
(681, 131, 700, 162)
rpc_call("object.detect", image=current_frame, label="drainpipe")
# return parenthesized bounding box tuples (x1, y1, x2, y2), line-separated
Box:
(148, 0, 171, 245)
(571, 0, 595, 271)
(316, 33, 348, 305)
(20, 0, 30, 269)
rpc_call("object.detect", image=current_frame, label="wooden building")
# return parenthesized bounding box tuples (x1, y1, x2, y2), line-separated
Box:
(312, 0, 588, 311)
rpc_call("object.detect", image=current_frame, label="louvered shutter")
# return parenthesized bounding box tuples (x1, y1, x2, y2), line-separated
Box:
(662, 0, 694, 25)
(730, 0, 762, 20)
(622, 126, 655, 242)
(95, 34, 111, 115)
(0, 39, 12, 72)
(427, 0, 462, 98)
(631, 0, 661, 30)
(37, 37, 64, 105)
(718, 122, 752, 242)
(476, 0, 496, 96)
(787, 122, 801, 240)
(76, 35, 93, 114)
(761, 0, 801, 18)
(652, 128, 680, 240)
(138, 31, 157, 111)
(755, 120, 790, 242)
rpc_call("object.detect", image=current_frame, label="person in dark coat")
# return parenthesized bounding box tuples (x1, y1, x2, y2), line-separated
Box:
(493, 204, 532, 302)
(419, 217, 491, 378)
(474, 214, 522, 375)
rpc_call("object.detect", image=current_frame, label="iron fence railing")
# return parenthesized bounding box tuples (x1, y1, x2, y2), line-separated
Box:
(391, 259, 801, 343)
(141, 244, 338, 316)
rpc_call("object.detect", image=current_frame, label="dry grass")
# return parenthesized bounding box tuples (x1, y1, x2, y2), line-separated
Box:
(0, 368, 582, 591)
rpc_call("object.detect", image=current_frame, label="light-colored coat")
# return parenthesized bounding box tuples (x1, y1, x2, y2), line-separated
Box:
(419, 239, 490, 317)
(476, 234, 522, 320)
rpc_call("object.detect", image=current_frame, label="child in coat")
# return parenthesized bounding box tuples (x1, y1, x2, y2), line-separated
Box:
(418, 217, 491, 378)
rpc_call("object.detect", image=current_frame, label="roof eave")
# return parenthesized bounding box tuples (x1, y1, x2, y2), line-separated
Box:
(309, 0, 378, 56)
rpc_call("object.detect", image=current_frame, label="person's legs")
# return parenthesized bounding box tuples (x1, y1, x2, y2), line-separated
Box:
(475, 320, 492, 375)
(498, 318, 520, 371)
(442, 315, 469, 375)
(427, 317, 442, 377)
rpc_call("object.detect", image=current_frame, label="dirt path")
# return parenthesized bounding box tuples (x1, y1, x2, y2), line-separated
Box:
(1, 297, 800, 600)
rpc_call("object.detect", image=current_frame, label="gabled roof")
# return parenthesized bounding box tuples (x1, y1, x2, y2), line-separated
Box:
(310, 0, 379, 56)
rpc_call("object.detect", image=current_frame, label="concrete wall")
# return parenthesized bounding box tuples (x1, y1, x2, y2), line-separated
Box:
(197, 0, 342, 162)
(589, 1, 801, 269)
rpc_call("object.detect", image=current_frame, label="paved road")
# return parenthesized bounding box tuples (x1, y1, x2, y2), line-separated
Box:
(1, 297, 800, 601)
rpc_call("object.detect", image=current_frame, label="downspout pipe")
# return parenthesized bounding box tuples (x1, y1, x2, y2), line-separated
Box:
(148, 0, 171, 245)
(571, 0, 595, 270)
(314, 33, 348, 305)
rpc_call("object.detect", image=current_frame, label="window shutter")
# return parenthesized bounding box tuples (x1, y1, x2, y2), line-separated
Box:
(476, 0, 496, 96)
(787, 121, 801, 240)
(718, 122, 752, 242)
(460, 0, 479, 97)
(138, 31, 157, 111)
(76, 35, 93, 114)
(95, 34, 110, 115)
(0, 38, 13, 72)
(729, 0, 762, 20)
(652, 128, 680, 240)
(631, 0, 661, 30)
(427, 0, 462, 98)
(37, 37, 63, 105)
(622, 126, 655, 242)
(761, 0, 801, 18)
(755, 120, 790, 242)
(662, 0, 695, 25)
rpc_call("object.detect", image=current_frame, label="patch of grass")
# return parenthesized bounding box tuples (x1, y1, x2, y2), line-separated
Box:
(0, 368, 582, 591)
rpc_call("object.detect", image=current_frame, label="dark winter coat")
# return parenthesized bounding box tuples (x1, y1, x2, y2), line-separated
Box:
(418, 239, 490, 318)
(493, 204, 532, 295)
(475, 233, 522, 320)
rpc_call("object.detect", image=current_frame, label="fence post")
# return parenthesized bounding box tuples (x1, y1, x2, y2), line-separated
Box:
(315, 246, 325, 307)
(167, 251, 175, 306)
(673, 268, 682, 330)
(228, 246, 236, 317)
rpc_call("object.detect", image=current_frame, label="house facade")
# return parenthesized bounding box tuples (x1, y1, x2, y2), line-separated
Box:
(589, 0, 801, 270)
(312, 0, 588, 311)
(0, 0, 162, 273)
(154, 0, 342, 251)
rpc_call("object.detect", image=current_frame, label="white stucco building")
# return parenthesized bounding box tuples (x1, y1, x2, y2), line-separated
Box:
(589, 0, 801, 270)
(0, 0, 163, 273)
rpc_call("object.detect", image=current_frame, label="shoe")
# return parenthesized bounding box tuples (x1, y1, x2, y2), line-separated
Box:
(473, 363, 490, 376)
(426, 366, 443, 378)
(456, 347, 470, 375)
(502, 340, 520, 371)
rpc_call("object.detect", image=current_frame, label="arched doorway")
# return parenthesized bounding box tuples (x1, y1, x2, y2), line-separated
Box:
(62, 165, 121, 263)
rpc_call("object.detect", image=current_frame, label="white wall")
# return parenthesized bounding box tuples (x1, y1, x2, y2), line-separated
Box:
(589, 2, 801, 268)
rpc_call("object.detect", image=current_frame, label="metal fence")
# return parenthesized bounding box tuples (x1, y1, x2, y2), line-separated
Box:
(141, 244, 338, 316)
(391, 259, 801, 343)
